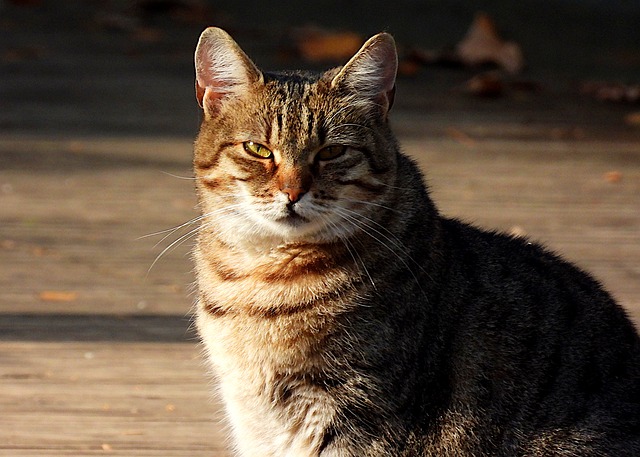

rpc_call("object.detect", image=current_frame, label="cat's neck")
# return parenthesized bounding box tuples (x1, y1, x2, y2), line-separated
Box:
(194, 233, 361, 318)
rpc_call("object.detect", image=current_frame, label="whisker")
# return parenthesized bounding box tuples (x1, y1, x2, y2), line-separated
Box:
(327, 122, 375, 136)
(145, 203, 243, 273)
(321, 214, 376, 290)
(138, 214, 206, 242)
(337, 207, 406, 252)
(147, 225, 201, 275)
(140, 203, 244, 250)
(334, 208, 427, 295)
(342, 198, 403, 215)
(160, 171, 196, 180)
(376, 182, 416, 192)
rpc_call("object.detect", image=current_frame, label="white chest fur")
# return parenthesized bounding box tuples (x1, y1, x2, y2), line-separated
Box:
(197, 308, 340, 457)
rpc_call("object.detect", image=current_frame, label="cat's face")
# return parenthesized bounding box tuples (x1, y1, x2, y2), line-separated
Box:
(193, 29, 399, 247)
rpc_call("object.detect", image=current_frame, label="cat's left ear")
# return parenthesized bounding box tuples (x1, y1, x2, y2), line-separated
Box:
(194, 27, 263, 117)
(331, 33, 398, 114)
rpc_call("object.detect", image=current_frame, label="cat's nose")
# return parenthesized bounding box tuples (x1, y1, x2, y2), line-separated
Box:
(281, 187, 306, 203)
(277, 169, 312, 203)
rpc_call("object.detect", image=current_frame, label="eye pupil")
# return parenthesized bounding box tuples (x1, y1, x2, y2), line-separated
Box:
(243, 141, 272, 159)
(318, 145, 345, 161)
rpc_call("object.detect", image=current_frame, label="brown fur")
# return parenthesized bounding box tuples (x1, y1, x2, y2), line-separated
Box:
(191, 28, 640, 456)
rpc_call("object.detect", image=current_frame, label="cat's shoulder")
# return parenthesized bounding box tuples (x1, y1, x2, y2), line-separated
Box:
(437, 217, 640, 343)
(439, 216, 612, 298)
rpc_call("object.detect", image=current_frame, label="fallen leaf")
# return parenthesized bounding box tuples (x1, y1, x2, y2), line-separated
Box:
(403, 47, 441, 66)
(581, 81, 640, 103)
(398, 58, 421, 77)
(295, 28, 363, 63)
(463, 72, 504, 97)
(1, 240, 17, 250)
(456, 12, 524, 74)
(131, 26, 164, 44)
(2, 46, 45, 63)
(38, 291, 78, 302)
(604, 171, 623, 184)
(624, 112, 640, 127)
(445, 127, 477, 148)
(31, 246, 48, 257)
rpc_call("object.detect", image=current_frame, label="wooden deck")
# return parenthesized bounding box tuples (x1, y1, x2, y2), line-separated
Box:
(1, 120, 638, 455)
(1, 0, 639, 452)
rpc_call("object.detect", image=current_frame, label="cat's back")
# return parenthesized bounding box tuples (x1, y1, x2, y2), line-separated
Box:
(432, 218, 640, 454)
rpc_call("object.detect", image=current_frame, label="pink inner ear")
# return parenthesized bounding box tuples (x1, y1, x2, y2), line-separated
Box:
(376, 46, 398, 94)
(196, 80, 206, 107)
(196, 76, 230, 112)
(203, 88, 227, 115)
(194, 34, 263, 115)
(330, 33, 398, 112)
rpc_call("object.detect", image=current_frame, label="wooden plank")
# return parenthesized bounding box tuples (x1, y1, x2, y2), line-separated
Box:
(404, 137, 640, 323)
(0, 342, 228, 456)
(1, 135, 638, 319)
(0, 130, 638, 456)
(0, 138, 198, 316)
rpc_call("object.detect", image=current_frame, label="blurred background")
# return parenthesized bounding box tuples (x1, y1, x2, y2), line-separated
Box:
(1, 2, 639, 454)
(1, 0, 639, 321)
(1, 0, 639, 137)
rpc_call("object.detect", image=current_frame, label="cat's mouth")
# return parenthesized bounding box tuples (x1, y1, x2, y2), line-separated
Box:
(278, 210, 310, 227)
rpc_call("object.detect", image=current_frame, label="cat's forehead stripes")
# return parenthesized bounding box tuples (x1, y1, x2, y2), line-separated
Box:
(261, 75, 325, 159)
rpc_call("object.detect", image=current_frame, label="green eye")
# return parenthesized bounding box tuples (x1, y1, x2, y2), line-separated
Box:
(243, 141, 272, 159)
(317, 145, 346, 161)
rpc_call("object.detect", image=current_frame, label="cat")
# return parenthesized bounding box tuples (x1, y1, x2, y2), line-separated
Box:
(191, 27, 640, 456)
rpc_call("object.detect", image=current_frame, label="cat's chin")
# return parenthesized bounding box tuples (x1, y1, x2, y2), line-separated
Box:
(276, 212, 310, 227)
(249, 216, 341, 246)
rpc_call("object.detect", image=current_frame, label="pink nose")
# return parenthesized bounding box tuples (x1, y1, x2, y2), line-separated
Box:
(281, 186, 306, 203)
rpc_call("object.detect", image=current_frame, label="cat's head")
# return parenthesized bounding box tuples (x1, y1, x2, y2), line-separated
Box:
(193, 28, 400, 247)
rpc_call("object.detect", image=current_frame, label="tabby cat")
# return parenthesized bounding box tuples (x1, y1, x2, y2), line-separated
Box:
(191, 27, 640, 456)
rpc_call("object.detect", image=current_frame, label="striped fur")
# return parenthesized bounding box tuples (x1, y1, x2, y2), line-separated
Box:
(192, 28, 640, 456)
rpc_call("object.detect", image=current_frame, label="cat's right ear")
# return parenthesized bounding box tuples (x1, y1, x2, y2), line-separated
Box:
(194, 27, 263, 117)
(330, 33, 398, 115)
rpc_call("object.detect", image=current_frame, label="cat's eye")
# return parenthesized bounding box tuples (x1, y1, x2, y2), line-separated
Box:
(317, 145, 346, 161)
(243, 141, 273, 159)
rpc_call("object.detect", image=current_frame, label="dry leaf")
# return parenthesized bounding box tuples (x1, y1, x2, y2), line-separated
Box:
(581, 81, 640, 103)
(31, 246, 48, 257)
(295, 28, 363, 63)
(131, 26, 164, 44)
(604, 171, 623, 184)
(403, 47, 441, 66)
(456, 12, 524, 74)
(398, 58, 421, 77)
(624, 112, 640, 127)
(1, 240, 17, 250)
(445, 127, 476, 147)
(38, 291, 78, 302)
(2, 46, 45, 63)
(464, 72, 504, 97)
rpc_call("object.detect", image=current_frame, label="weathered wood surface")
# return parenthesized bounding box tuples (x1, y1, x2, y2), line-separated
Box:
(0, 341, 226, 456)
(1, 0, 639, 454)
(1, 126, 638, 456)
(2, 133, 638, 319)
